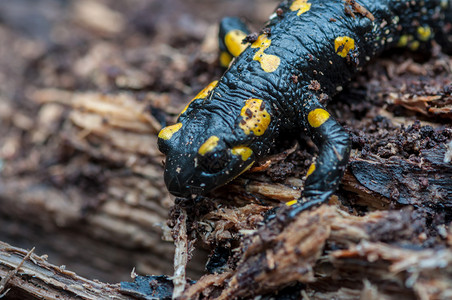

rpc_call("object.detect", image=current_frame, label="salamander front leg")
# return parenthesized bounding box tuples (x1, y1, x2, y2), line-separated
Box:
(218, 17, 250, 67)
(289, 97, 351, 217)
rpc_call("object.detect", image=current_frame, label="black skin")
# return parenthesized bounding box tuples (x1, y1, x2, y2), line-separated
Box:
(158, 0, 452, 211)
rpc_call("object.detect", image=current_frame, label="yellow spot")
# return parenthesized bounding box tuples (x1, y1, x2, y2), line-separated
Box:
(417, 26, 432, 42)
(334, 36, 355, 58)
(225, 30, 249, 57)
(306, 163, 316, 177)
(286, 199, 298, 206)
(179, 81, 218, 117)
(196, 81, 218, 99)
(158, 123, 182, 140)
(198, 136, 220, 155)
(220, 51, 233, 67)
(397, 35, 410, 47)
(409, 40, 420, 51)
(239, 98, 271, 136)
(308, 109, 330, 128)
(231, 146, 253, 161)
(251, 34, 280, 73)
(290, 0, 311, 16)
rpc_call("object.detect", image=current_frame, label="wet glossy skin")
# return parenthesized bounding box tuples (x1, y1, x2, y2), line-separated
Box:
(158, 0, 452, 205)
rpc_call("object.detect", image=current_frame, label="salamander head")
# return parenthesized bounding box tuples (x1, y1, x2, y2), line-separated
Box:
(157, 80, 274, 197)
(157, 113, 255, 197)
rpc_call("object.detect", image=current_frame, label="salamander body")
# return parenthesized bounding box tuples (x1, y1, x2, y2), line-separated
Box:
(158, 0, 452, 209)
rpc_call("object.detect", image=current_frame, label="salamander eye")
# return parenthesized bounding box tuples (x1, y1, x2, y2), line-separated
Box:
(198, 149, 231, 173)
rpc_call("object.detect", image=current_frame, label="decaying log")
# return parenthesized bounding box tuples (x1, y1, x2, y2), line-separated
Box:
(179, 205, 452, 300)
(0, 0, 451, 299)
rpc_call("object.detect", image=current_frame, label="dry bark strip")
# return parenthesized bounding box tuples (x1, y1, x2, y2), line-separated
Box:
(0, 247, 34, 297)
(172, 208, 189, 299)
(0, 242, 128, 300)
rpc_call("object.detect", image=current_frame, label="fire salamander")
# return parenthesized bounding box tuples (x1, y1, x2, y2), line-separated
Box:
(158, 0, 452, 212)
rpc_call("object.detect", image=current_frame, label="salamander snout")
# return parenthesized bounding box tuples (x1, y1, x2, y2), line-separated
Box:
(162, 146, 255, 197)
(158, 124, 256, 197)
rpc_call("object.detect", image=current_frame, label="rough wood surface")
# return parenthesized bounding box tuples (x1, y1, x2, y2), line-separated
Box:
(180, 206, 452, 300)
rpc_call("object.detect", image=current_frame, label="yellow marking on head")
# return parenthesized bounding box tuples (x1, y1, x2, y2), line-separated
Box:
(239, 98, 271, 136)
(286, 199, 298, 206)
(225, 30, 249, 57)
(308, 108, 330, 128)
(334, 36, 355, 58)
(198, 136, 220, 155)
(179, 80, 219, 117)
(231, 146, 253, 161)
(251, 34, 280, 73)
(417, 25, 432, 42)
(220, 51, 233, 67)
(158, 123, 183, 140)
(409, 40, 420, 51)
(290, 0, 311, 16)
(306, 163, 316, 177)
